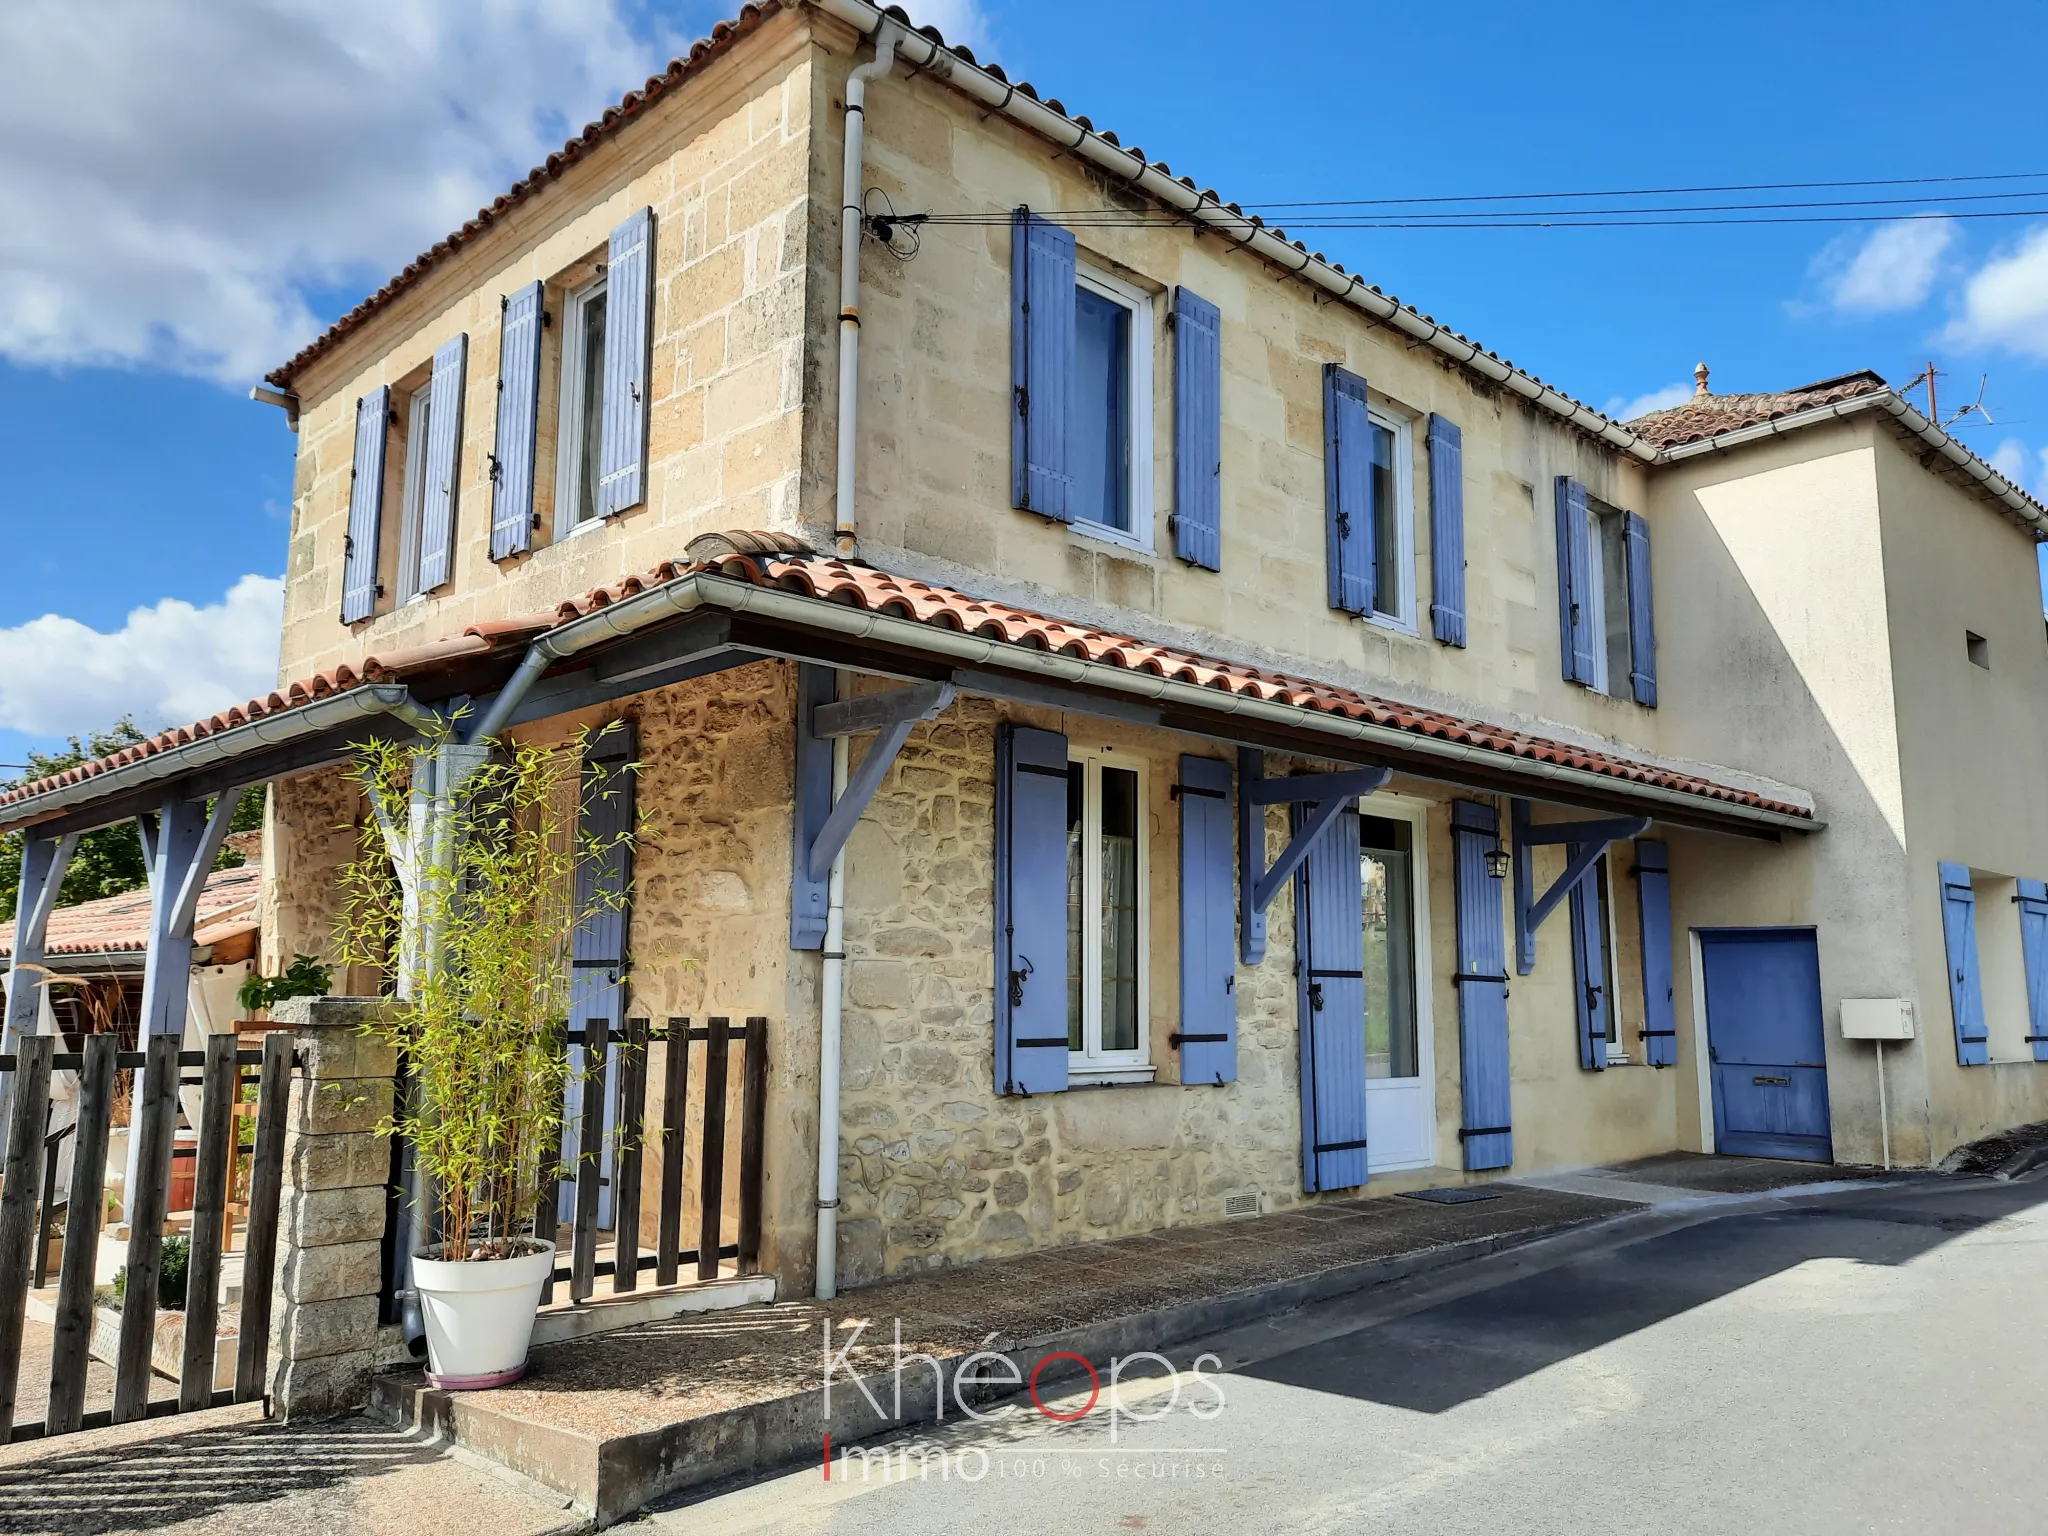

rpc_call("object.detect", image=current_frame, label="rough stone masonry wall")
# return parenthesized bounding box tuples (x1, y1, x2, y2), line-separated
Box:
(832, 692, 1314, 1286)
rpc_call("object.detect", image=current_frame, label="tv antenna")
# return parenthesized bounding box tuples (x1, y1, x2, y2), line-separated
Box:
(1902, 361, 1996, 429)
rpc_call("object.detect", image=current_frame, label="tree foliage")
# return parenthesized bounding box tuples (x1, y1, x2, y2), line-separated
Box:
(0, 718, 265, 923)
(333, 724, 633, 1260)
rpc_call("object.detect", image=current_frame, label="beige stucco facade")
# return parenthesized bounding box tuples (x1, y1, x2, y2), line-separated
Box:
(229, 6, 2048, 1299)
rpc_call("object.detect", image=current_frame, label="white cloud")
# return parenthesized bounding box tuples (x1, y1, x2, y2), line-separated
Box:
(0, 1, 673, 385)
(1811, 219, 1957, 315)
(0, 576, 284, 739)
(901, 0, 991, 50)
(1945, 224, 2048, 360)
(1606, 382, 1694, 421)
(1988, 437, 2048, 497)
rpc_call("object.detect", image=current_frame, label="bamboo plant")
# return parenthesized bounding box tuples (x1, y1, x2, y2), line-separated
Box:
(333, 723, 633, 1261)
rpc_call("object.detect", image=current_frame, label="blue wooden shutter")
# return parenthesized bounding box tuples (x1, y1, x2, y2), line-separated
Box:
(1011, 208, 1076, 521)
(789, 664, 834, 950)
(1428, 414, 1466, 646)
(415, 333, 466, 593)
(1323, 365, 1375, 614)
(1172, 287, 1222, 570)
(1569, 864, 1609, 1071)
(597, 207, 655, 519)
(1625, 511, 1657, 706)
(1635, 841, 1677, 1067)
(562, 722, 638, 1222)
(1176, 755, 1236, 1084)
(1939, 861, 1989, 1066)
(1554, 477, 1595, 683)
(2017, 877, 2048, 1062)
(1296, 801, 1368, 1191)
(341, 386, 389, 624)
(491, 282, 543, 561)
(996, 724, 1070, 1094)
(1451, 801, 1512, 1170)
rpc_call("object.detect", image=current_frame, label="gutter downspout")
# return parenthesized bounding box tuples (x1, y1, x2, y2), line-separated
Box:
(834, 22, 900, 556)
(815, 695, 851, 1299)
(814, 23, 898, 1302)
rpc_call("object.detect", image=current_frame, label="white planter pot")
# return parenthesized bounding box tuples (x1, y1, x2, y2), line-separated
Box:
(409, 1243, 556, 1389)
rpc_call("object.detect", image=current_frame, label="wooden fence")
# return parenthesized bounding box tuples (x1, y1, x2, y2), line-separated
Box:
(0, 1033, 293, 1442)
(542, 1017, 767, 1305)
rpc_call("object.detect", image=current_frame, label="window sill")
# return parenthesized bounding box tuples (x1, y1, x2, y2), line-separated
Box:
(1360, 610, 1420, 640)
(1605, 1048, 1634, 1067)
(1068, 519, 1156, 559)
(1068, 1063, 1157, 1087)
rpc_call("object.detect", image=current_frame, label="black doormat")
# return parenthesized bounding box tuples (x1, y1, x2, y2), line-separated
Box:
(1397, 1186, 1502, 1204)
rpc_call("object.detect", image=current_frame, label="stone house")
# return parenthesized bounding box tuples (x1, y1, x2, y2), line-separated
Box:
(5, 0, 2048, 1301)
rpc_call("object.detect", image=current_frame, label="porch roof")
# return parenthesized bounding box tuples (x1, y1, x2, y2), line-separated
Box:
(0, 533, 1816, 839)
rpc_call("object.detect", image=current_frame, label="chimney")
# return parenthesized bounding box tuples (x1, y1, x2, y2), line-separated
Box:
(1694, 361, 1711, 396)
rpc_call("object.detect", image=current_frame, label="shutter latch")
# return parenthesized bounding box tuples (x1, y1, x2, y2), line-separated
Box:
(1008, 955, 1034, 1009)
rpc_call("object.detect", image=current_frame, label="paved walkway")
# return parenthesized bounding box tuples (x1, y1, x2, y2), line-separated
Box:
(0, 1154, 1905, 1532)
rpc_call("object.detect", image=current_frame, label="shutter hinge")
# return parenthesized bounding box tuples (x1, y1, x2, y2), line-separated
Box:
(488, 453, 501, 480)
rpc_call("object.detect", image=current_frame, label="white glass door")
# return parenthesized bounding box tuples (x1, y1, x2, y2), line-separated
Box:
(1360, 800, 1436, 1170)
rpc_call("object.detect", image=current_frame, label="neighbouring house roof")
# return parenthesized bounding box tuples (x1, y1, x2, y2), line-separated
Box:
(1626, 371, 1891, 449)
(0, 860, 263, 964)
(0, 534, 1816, 835)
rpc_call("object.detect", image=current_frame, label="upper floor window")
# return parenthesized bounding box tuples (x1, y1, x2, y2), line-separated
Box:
(1364, 407, 1414, 629)
(557, 274, 609, 534)
(1064, 752, 1151, 1080)
(394, 383, 434, 604)
(1324, 366, 1415, 628)
(1584, 497, 1633, 696)
(1070, 264, 1154, 547)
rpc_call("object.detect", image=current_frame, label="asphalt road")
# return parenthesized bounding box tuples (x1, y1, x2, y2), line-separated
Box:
(658, 1174, 2048, 1536)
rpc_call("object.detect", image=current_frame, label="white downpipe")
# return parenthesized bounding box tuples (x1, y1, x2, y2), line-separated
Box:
(815, 720, 851, 1299)
(833, 23, 899, 555)
(815, 21, 898, 1301)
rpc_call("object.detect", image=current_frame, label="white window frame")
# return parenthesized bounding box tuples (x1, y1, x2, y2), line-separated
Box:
(395, 385, 433, 604)
(555, 273, 609, 536)
(1363, 405, 1417, 634)
(1069, 748, 1153, 1085)
(1358, 791, 1437, 1172)
(1069, 262, 1155, 556)
(1583, 499, 1634, 698)
(1596, 851, 1630, 1065)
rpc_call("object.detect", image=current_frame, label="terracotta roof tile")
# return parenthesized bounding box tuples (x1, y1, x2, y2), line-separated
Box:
(0, 861, 263, 961)
(1627, 371, 1890, 449)
(0, 537, 1811, 825)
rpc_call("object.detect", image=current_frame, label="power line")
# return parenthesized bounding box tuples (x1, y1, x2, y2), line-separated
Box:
(1232, 170, 2048, 210)
(916, 207, 2048, 231)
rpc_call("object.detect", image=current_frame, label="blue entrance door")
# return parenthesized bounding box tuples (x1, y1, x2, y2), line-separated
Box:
(1699, 929, 1833, 1162)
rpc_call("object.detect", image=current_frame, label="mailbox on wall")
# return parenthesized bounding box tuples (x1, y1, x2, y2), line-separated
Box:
(1840, 998, 1914, 1041)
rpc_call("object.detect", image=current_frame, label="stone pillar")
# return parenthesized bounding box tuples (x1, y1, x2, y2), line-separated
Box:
(265, 996, 397, 1420)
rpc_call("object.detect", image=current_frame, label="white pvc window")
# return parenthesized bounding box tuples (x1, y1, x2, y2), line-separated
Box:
(1070, 263, 1154, 552)
(394, 385, 433, 604)
(1064, 751, 1151, 1081)
(556, 274, 610, 534)
(1364, 406, 1416, 631)
(1584, 499, 1633, 696)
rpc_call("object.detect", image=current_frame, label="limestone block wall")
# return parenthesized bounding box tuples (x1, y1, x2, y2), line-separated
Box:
(276, 9, 820, 686)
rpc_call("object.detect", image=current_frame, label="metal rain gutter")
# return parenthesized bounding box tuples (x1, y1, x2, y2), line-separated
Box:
(810, 0, 1656, 465)
(0, 683, 439, 833)
(520, 566, 1816, 834)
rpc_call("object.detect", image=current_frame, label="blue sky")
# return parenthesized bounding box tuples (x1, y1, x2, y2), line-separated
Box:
(3, 0, 2045, 776)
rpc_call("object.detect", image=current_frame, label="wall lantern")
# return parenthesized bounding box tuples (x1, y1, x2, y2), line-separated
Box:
(1484, 848, 1513, 881)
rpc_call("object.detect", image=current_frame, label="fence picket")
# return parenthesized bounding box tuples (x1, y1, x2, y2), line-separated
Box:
(656, 1019, 688, 1286)
(612, 1020, 648, 1294)
(113, 1036, 178, 1423)
(535, 1051, 565, 1305)
(697, 1018, 730, 1283)
(46, 1035, 115, 1435)
(234, 1031, 290, 1403)
(0, 1038, 53, 1431)
(178, 1035, 235, 1411)
(737, 1018, 767, 1274)
(571, 1018, 608, 1302)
